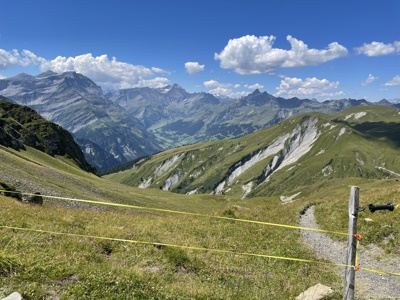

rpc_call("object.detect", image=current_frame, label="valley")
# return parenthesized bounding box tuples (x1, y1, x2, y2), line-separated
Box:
(1, 99, 399, 299)
(2, 72, 399, 171)
(106, 106, 400, 200)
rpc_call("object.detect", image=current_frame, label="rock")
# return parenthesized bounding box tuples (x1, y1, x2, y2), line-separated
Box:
(296, 283, 334, 300)
(25, 192, 43, 205)
(1, 292, 23, 300)
(0, 182, 22, 200)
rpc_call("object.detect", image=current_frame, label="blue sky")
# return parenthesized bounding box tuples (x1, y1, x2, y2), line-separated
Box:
(1, 0, 399, 101)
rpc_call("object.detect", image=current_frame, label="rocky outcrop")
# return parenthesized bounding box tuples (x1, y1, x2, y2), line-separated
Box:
(24, 192, 43, 205)
(258, 117, 319, 184)
(212, 117, 319, 196)
(0, 99, 97, 174)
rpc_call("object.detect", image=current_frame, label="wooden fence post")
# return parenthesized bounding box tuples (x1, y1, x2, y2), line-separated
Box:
(343, 186, 359, 300)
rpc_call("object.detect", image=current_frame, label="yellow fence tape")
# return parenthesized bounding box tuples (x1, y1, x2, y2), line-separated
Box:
(0, 190, 351, 236)
(1, 225, 399, 277)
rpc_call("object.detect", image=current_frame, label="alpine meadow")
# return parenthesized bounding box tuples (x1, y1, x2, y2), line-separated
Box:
(1, 1, 400, 299)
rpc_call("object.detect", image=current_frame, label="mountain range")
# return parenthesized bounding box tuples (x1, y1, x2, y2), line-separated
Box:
(1, 71, 399, 171)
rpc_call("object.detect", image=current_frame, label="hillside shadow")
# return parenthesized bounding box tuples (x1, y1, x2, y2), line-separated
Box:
(334, 120, 400, 148)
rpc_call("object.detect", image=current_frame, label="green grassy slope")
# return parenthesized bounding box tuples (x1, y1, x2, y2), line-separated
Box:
(0, 142, 347, 299)
(0, 99, 96, 174)
(1, 122, 399, 299)
(106, 106, 400, 200)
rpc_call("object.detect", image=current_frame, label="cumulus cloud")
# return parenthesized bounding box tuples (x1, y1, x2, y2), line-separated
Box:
(0, 48, 170, 89)
(385, 75, 400, 86)
(275, 76, 342, 99)
(203, 79, 248, 99)
(355, 41, 400, 56)
(185, 61, 205, 75)
(245, 83, 264, 90)
(0, 48, 43, 69)
(361, 74, 378, 86)
(214, 35, 348, 74)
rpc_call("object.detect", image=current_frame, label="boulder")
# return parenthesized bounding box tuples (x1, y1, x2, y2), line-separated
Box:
(1, 292, 23, 300)
(25, 192, 43, 205)
(296, 283, 334, 300)
(0, 182, 22, 200)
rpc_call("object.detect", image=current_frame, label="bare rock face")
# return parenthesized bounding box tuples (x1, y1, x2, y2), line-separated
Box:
(24, 192, 43, 205)
(0, 182, 22, 200)
(295, 283, 334, 300)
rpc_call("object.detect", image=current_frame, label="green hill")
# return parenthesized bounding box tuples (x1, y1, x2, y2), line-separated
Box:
(105, 106, 400, 199)
(0, 98, 96, 174)
(0, 105, 399, 299)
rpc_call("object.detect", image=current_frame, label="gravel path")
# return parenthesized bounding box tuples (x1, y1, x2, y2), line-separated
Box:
(299, 206, 400, 299)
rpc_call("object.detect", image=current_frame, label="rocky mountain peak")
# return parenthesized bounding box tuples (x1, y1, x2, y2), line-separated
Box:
(12, 73, 34, 80)
(35, 70, 58, 78)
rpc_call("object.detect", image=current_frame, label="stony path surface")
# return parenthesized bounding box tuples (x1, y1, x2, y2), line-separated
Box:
(299, 206, 400, 299)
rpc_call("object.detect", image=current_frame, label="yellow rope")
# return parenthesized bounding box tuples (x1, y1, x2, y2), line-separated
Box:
(0, 190, 351, 236)
(1, 225, 399, 276)
(0, 225, 350, 268)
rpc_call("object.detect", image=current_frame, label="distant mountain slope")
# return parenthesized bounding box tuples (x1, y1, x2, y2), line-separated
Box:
(0, 98, 96, 174)
(0, 72, 160, 170)
(106, 106, 400, 199)
(106, 87, 376, 149)
(2, 72, 396, 170)
(105, 84, 222, 148)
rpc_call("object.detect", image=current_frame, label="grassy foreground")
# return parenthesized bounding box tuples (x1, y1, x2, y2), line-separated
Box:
(1, 145, 399, 299)
(0, 193, 343, 299)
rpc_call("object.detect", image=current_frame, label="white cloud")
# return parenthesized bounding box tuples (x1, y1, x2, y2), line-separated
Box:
(0, 48, 42, 69)
(151, 67, 170, 74)
(214, 35, 348, 74)
(385, 75, 400, 86)
(355, 41, 400, 56)
(203, 79, 248, 99)
(0, 48, 170, 89)
(275, 76, 342, 99)
(246, 83, 264, 90)
(203, 79, 221, 89)
(361, 74, 378, 86)
(0, 74, 6, 79)
(185, 61, 205, 75)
